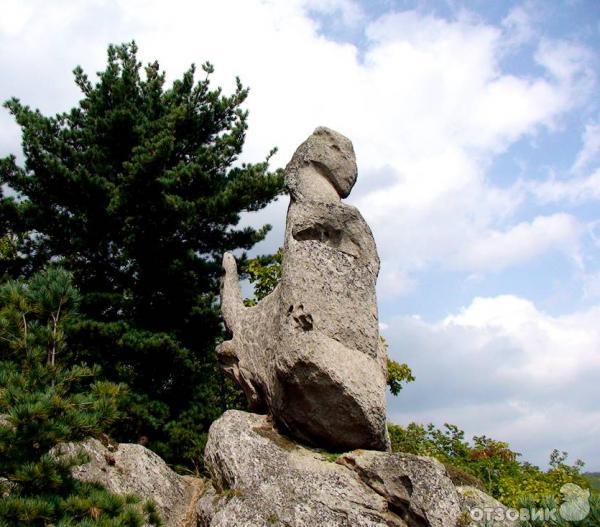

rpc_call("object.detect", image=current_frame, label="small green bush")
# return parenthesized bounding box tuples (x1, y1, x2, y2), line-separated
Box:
(388, 422, 591, 513)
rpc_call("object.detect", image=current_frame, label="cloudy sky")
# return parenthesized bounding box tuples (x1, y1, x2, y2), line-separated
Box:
(1, 0, 599, 470)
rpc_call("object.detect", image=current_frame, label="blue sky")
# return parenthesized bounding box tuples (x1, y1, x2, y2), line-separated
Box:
(1, 0, 599, 470)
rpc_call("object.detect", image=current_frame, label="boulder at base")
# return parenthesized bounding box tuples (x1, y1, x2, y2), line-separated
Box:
(53, 438, 203, 527)
(198, 410, 462, 527)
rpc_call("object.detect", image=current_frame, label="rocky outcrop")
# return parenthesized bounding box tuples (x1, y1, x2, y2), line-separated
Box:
(53, 438, 203, 527)
(45, 428, 514, 527)
(338, 451, 462, 527)
(218, 127, 388, 451)
(198, 410, 463, 527)
(195, 127, 512, 527)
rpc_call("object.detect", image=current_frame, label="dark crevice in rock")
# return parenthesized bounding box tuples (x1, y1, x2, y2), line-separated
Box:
(399, 475, 413, 496)
(293, 223, 343, 246)
(292, 222, 360, 259)
(286, 304, 314, 331)
(386, 500, 429, 527)
(343, 463, 430, 527)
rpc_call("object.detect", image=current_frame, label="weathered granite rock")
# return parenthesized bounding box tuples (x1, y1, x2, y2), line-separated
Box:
(53, 438, 203, 527)
(198, 410, 463, 527)
(456, 486, 519, 527)
(219, 127, 388, 451)
(285, 126, 358, 200)
(338, 450, 462, 527)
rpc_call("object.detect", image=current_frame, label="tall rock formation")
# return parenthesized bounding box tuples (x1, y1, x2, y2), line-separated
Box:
(198, 128, 515, 527)
(218, 127, 388, 451)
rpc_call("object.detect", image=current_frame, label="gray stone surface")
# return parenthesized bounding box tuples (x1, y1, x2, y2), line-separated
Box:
(198, 410, 405, 527)
(53, 438, 203, 527)
(219, 127, 388, 451)
(285, 126, 358, 200)
(456, 486, 519, 527)
(199, 410, 464, 527)
(338, 450, 462, 527)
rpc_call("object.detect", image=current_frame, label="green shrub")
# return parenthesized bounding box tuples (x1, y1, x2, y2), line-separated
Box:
(388, 422, 590, 511)
(0, 268, 161, 526)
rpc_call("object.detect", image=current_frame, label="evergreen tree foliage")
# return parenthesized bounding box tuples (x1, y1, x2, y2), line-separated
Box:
(0, 42, 284, 468)
(0, 267, 161, 526)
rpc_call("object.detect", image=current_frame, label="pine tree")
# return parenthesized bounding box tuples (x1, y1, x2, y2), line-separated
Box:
(0, 42, 283, 468)
(0, 267, 161, 526)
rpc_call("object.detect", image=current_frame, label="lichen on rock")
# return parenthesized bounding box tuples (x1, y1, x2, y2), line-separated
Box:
(52, 438, 203, 527)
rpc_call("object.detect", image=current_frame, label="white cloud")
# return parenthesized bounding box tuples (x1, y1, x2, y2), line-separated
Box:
(450, 213, 581, 272)
(501, 4, 536, 47)
(302, 0, 365, 27)
(385, 294, 600, 468)
(527, 121, 600, 206)
(1, 1, 595, 287)
(0, 0, 34, 36)
(572, 122, 600, 174)
(589, 220, 600, 247)
(529, 168, 600, 204)
(443, 294, 599, 382)
(535, 38, 595, 96)
(351, 11, 594, 289)
(377, 268, 417, 298)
